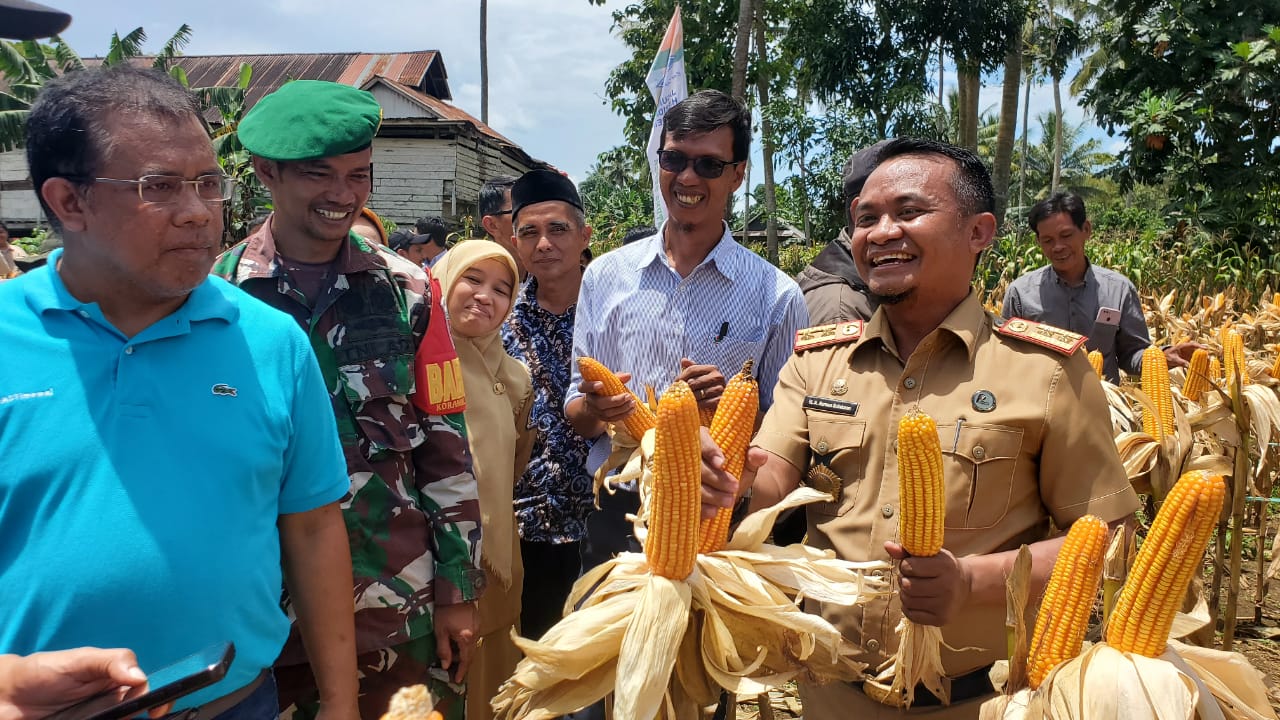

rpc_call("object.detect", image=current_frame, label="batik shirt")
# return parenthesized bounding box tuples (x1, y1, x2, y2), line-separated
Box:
(213, 220, 484, 660)
(502, 278, 594, 544)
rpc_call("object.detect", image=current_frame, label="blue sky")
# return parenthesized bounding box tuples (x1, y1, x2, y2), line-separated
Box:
(50, 0, 1106, 183)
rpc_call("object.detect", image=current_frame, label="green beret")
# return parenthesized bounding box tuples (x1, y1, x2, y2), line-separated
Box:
(239, 80, 383, 161)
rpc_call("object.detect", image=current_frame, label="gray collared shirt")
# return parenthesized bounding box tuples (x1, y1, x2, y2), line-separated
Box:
(1001, 263, 1150, 382)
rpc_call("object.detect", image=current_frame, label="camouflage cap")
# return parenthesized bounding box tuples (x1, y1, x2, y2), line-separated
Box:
(239, 80, 383, 161)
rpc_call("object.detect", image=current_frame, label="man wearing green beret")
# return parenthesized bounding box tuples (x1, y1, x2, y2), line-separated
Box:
(213, 80, 485, 720)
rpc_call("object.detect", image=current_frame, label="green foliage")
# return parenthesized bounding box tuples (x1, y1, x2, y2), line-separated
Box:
(180, 62, 272, 244)
(13, 226, 47, 254)
(978, 223, 1280, 304)
(602, 0, 740, 151)
(1009, 110, 1115, 208)
(580, 144, 654, 245)
(1083, 1, 1280, 246)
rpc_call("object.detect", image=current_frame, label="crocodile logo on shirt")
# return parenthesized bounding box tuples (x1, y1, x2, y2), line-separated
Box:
(212, 384, 238, 397)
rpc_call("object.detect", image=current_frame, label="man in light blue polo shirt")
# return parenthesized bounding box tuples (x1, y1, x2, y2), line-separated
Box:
(0, 65, 359, 720)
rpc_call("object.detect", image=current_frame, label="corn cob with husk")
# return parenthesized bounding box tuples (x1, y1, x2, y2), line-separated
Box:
(1209, 354, 1223, 383)
(1141, 345, 1176, 439)
(983, 471, 1273, 720)
(698, 359, 759, 554)
(493, 383, 892, 720)
(1088, 350, 1105, 379)
(578, 356, 657, 440)
(1106, 470, 1225, 657)
(381, 686, 440, 720)
(1271, 352, 1280, 380)
(645, 381, 702, 579)
(1223, 327, 1248, 388)
(1181, 347, 1212, 403)
(869, 410, 949, 707)
(1026, 515, 1108, 689)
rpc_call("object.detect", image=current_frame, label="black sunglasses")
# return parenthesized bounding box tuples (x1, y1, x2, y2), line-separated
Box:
(656, 150, 743, 179)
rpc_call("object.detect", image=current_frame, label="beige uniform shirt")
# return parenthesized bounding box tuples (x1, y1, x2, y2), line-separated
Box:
(755, 291, 1139, 697)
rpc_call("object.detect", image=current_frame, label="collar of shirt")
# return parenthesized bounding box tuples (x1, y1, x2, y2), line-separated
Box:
(1050, 260, 1095, 289)
(633, 221, 747, 282)
(234, 215, 388, 281)
(24, 248, 238, 334)
(855, 289, 985, 365)
(516, 276, 575, 318)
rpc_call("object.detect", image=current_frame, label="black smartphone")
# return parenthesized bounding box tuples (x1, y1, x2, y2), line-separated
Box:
(45, 641, 235, 720)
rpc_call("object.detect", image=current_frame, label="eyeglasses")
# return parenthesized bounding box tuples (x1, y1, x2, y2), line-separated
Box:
(488, 209, 513, 217)
(79, 174, 235, 204)
(656, 150, 743, 179)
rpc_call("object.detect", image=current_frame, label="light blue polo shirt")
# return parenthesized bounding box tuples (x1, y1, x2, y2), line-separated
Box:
(0, 251, 349, 708)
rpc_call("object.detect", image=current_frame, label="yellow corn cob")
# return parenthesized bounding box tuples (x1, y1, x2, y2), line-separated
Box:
(698, 360, 760, 554)
(1027, 515, 1109, 689)
(1088, 350, 1104, 379)
(1140, 346, 1175, 439)
(1181, 348, 1211, 403)
(897, 411, 945, 557)
(1271, 353, 1280, 380)
(645, 381, 702, 579)
(578, 357, 657, 440)
(1209, 354, 1223, 383)
(1105, 470, 1225, 657)
(1223, 328, 1248, 388)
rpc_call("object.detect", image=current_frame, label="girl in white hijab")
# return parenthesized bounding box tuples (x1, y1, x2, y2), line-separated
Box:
(434, 240, 533, 720)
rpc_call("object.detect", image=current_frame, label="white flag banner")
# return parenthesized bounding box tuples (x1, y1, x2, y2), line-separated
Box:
(645, 6, 687, 229)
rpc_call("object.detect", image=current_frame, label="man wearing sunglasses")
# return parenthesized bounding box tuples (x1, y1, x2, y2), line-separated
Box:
(566, 89, 808, 575)
(0, 65, 359, 719)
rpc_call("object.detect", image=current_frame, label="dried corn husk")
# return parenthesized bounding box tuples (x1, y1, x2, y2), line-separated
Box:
(492, 486, 891, 720)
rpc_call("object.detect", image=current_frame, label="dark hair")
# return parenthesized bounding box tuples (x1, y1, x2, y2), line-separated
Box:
(25, 65, 206, 232)
(875, 138, 994, 217)
(1028, 192, 1087, 233)
(661, 90, 751, 162)
(415, 216, 449, 246)
(479, 175, 518, 221)
(621, 225, 656, 245)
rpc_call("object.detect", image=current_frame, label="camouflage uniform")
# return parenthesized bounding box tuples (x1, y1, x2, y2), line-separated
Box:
(213, 219, 485, 720)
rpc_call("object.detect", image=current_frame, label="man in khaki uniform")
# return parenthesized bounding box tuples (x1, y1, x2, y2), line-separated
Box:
(727, 138, 1140, 719)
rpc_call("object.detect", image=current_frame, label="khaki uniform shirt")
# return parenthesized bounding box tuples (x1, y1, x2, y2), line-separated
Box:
(755, 291, 1139, 710)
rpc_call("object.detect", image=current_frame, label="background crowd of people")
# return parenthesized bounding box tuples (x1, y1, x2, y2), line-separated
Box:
(0, 1, 1199, 719)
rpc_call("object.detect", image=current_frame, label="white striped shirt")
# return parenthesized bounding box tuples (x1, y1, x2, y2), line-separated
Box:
(567, 224, 808, 415)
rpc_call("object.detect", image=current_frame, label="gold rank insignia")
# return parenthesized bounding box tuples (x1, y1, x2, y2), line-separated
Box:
(794, 320, 863, 353)
(996, 317, 1087, 356)
(806, 464, 842, 503)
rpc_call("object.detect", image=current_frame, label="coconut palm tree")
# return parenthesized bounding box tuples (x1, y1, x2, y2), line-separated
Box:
(0, 25, 191, 152)
(1012, 110, 1114, 206)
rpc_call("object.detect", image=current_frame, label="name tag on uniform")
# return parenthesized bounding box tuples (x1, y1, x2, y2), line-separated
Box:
(803, 395, 859, 416)
(1096, 307, 1121, 326)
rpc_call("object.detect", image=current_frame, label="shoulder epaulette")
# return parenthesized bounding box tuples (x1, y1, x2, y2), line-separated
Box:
(996, 317, 1087, 356)
(794, 320, 863, 353)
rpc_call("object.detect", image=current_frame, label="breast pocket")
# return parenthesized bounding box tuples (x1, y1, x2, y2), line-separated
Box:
(699, 337, 764, 379)
(805, 414, 867, 518)
(336, 351, 418, 456)
(939, 423, 1024, 529)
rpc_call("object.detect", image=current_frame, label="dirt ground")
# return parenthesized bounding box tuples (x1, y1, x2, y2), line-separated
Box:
(1224, 564, 1280, 712)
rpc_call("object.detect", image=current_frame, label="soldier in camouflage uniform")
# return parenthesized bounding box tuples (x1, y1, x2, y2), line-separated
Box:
(213, 80, 485, 720)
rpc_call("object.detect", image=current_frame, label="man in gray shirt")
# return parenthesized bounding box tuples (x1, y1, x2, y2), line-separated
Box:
(1001, 192, 1196, 382)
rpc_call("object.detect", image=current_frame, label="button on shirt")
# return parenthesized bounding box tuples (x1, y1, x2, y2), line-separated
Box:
(1001, 263, 1150, 383)
(502, 278, 594, 544)
(567, 224, 809, 414)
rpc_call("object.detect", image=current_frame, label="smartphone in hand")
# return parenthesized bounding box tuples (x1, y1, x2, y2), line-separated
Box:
(45, 642, 235, 720)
